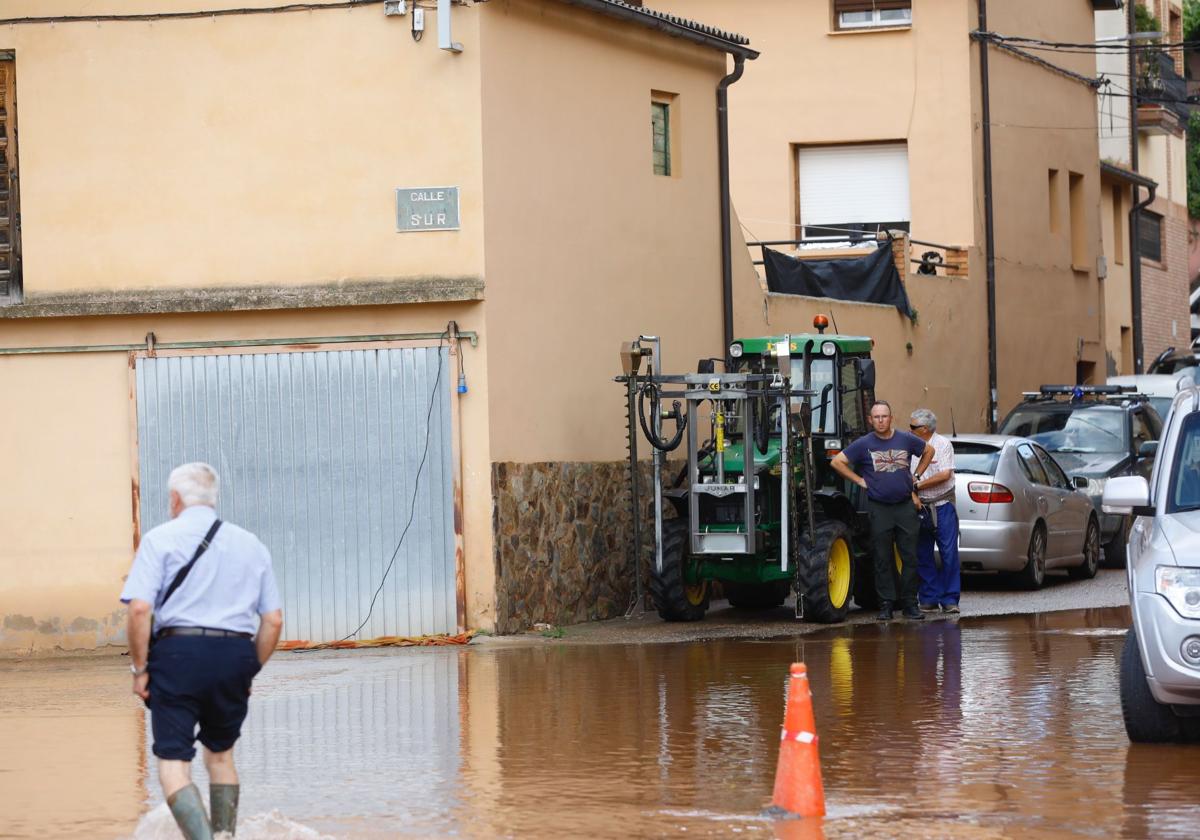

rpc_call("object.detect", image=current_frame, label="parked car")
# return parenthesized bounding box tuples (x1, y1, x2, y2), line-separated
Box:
(951, 435, 1099, 589)
(1147, 348, 1200, 382)
(998, 386, 1162, 565)
(1103, 385, 1200, 742)
(1108, 374, 1189, 424)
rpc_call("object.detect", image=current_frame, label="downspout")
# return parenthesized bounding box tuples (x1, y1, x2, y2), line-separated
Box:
(719, 54, 746, 361)
(978, 0, 999, 431)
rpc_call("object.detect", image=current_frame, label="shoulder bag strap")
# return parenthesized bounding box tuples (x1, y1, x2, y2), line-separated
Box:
(159, 519, 223, 609)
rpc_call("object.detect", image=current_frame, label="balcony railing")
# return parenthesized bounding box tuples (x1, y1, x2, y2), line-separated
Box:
(1136, 50, 1190, 131)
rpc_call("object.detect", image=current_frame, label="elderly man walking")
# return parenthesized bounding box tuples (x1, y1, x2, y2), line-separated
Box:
(121, 463, 283, 840)
(909, 409, 961, 614)
(832, 400, 934, 621)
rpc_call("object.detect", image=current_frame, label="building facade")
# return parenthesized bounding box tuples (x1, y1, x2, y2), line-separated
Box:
(661, 0, 1124, 423)
(0, 0, 755, 651)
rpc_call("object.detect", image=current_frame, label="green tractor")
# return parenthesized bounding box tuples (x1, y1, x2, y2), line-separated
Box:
(618, 317, 883, 623)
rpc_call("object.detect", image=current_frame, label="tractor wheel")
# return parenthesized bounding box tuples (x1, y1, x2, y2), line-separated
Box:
(796, 520, 855, 624)
(726, 581, 790, 609)
(649, 518, 709, 622)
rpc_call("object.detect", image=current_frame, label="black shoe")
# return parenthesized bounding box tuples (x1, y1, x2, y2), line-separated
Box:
(876, 604, 894, 622)
(902, 604, 925, 621)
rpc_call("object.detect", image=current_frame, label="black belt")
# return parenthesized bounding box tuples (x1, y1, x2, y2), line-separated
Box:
(157, 627, 253, 639)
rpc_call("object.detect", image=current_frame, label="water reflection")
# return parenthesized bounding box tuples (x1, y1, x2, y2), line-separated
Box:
(5, 607, 1200, 839)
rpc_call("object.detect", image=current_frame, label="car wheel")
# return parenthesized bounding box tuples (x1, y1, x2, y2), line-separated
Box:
(1120, 628, 1184, 743)
(1017, 524, 1047, 590)
(1069, 516, 1100, 581)
(1103, 516, 1129, 569)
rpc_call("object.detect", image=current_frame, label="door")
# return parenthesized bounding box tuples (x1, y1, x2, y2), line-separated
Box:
(1015, 443, 1070, 561)
(1032, 445, 1083, 563)
(134, 346, 459, 642)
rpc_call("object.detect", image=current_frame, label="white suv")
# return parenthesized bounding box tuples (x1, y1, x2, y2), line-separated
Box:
(1103, 385, 1200, 742)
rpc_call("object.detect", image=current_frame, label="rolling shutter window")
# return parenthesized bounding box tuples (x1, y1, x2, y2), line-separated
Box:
(0, 58, 17, 300)
(797, 143, 910, 239)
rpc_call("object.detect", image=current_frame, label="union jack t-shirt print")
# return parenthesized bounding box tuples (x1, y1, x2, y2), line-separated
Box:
(842, 429, 927, 504)
(870, 449, 912, 474)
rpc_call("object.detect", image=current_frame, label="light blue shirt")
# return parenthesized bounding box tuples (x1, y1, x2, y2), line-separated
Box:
(120, 505, 282, 635)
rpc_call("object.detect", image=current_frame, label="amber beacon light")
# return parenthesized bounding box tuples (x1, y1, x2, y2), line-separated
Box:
(812, 314, 829, 334)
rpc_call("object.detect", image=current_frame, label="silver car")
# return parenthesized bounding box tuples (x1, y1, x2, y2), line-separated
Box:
(1103, 385, 1200, 742)
(952, 435, 1100, 588)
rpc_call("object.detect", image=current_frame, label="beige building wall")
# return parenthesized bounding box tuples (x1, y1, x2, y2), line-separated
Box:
(0, 304, 495, 651)
(979, 0, 1106, 400)
(0, 1, 504, 651)
(1100, 175, 1135, 375)
(5, 0, 485, 297)
(477, 0, 731, 631)
(664, 0, 1108, 426)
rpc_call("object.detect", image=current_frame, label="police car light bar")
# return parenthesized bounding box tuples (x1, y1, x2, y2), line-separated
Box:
(1038, 384, 1134, 395)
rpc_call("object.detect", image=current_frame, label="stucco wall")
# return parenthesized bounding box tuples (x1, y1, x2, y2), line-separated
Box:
(657, 0, 977, 248)
(0, 1, 485, 297)
(478, 0, 728, 463)
(0, 304, 496, 652)
(1100, 175, 1134, 376)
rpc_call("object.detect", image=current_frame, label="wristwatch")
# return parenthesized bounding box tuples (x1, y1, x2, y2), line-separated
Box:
(130, 663, 147, 676)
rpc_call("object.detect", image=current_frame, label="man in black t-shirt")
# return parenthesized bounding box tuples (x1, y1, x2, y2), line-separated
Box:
(832, 400, 934, 621)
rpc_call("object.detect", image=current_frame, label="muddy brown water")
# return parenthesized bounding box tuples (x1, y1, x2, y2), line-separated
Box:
(2, 607, 1199, 838)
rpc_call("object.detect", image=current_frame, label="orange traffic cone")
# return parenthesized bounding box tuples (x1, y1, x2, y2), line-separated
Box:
(770, 663, 826, 818)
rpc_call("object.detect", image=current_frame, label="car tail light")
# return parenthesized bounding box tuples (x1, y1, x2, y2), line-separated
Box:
(968, 481, 1014, 504)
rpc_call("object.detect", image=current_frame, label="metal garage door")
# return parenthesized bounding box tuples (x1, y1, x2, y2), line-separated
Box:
(134, 346, 458, 642)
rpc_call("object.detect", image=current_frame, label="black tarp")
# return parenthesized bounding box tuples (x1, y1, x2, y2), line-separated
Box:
(762, 242, 913, 317)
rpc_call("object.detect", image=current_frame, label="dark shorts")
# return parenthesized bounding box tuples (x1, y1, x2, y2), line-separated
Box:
(148, 634, 261, 761)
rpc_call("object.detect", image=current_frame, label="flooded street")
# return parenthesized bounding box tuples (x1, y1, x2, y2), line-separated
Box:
(4, 607, 1200, 839)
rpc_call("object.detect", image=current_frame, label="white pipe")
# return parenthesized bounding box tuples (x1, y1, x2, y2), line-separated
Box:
(438, 0, 462, 52)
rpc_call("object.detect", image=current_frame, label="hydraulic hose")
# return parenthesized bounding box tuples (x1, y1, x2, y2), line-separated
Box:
(638, 382, 687, 452)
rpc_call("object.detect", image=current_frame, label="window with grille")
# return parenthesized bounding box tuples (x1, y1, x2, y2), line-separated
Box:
(833, 1, 912, 30)
(0, 57, 19, 302)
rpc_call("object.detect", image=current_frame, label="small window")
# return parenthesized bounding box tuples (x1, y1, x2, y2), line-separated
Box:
(651, 100, 671, 176)
(1068, 171, 1086, 269)
(1140, 210, 1163, 263)
(833, 1, 912, 30)
(1112, 183, 1124, 265)
(1048, 169, 1061, 234)
(0, 55, 19, 303)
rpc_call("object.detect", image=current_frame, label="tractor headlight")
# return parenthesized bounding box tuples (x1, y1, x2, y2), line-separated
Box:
(821, 341, 837, 357)
(1156, 566, 1200, 619)
(729, 343, 743, 359)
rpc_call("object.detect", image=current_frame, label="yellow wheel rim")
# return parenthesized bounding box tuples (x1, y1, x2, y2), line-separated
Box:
(893, 544, 903, 574)
(685, 580, 708, 606)
(828, 537, 851, 609)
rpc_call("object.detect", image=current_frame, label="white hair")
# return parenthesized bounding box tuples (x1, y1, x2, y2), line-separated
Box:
(168, 462, 220, 508)
(911, 408, 938, 432)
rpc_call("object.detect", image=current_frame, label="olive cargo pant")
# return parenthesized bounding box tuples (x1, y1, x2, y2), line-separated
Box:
(868, 498, 921, 608)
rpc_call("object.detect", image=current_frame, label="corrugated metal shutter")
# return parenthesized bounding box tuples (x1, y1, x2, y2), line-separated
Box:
(134, 346, 457, 642)
(797, 143, 910, 229)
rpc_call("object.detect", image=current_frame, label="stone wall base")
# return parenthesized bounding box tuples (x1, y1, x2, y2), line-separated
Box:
(492, 460, 665, 634)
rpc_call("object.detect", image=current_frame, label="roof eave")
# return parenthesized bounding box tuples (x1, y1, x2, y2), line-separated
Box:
(553, 0, 758, 60)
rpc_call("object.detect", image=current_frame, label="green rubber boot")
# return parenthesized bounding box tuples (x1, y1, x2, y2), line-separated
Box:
(167, 783, 213, 840)
(210, 783, 240, 836)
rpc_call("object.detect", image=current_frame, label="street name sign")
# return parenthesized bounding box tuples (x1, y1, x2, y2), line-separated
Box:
(396, 186, 460, 232)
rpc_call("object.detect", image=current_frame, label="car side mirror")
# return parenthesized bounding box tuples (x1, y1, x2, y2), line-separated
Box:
(1073, 475, 1088, 490)
(1138, 440, 1159, 459)
(854, 358, 876, 390)
(1102, 475, 1153, 516)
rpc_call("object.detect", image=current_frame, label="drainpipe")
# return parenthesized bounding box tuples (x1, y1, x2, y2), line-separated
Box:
(978, 0, 999, 431)
(719, 55, 746, 361)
